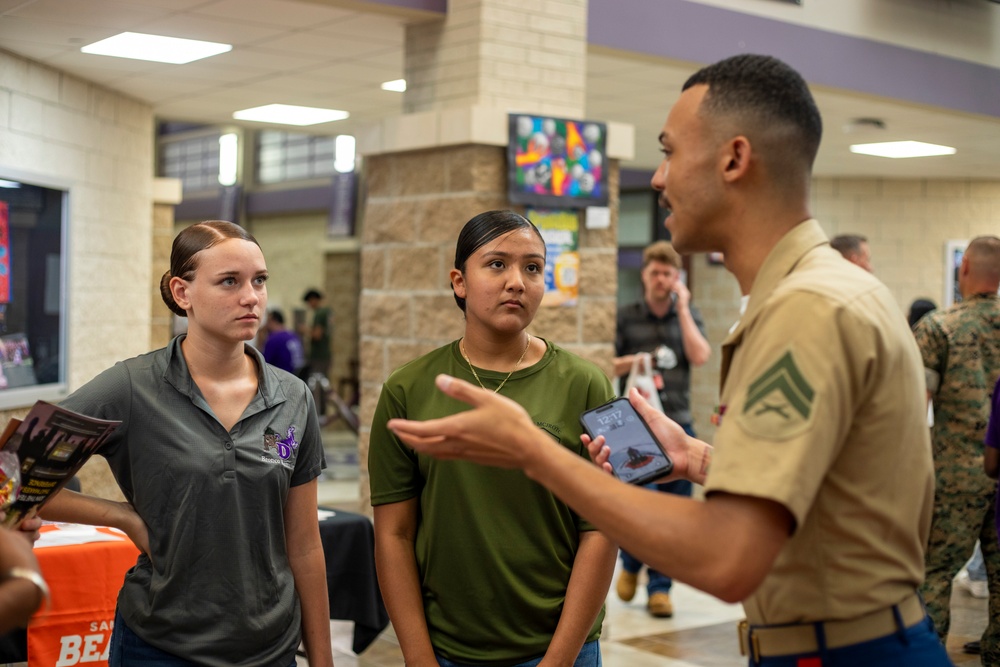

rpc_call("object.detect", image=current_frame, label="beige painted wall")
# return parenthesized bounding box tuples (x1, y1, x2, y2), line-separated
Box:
(0, 50, 154, 499)
(250, 213, 330, 317)
(248, 213, 360, 394)
(0, 49, 154, 401)
(689, 176, 1000, 445)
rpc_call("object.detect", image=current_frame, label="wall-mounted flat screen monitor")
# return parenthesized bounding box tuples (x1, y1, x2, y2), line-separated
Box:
(507, 114, 608, 209)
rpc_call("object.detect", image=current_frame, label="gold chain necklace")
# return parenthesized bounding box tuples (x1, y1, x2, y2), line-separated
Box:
(460, 335, 531, 394)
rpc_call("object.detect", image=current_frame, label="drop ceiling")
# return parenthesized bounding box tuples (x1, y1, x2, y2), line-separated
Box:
(3, 0, 1000, 179)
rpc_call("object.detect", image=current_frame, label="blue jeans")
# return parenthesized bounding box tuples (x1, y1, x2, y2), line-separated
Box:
(968, 540, 987, 581)
(752, 617, 951, 666)
(108, 610, 297, 667)
(619, 423, 696, 595)
(436, 640, 601, 667)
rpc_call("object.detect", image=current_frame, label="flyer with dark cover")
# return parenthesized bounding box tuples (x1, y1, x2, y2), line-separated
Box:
(0, 401, 121, 527)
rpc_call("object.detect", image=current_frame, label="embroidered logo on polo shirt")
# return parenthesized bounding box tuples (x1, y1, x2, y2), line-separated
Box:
(263, 425, 299, 462)
(736, 350, 815, 439)
(536, 421, 562, 443)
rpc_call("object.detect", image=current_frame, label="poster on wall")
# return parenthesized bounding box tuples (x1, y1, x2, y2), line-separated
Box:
(944, 239, 1000, 307)
(527, 208, 579, 307)
(0, 201, 9, 304)
(944, 240, 966, 308)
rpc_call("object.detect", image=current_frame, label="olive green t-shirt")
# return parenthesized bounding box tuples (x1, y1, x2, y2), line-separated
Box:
(369, 339, 615, 665)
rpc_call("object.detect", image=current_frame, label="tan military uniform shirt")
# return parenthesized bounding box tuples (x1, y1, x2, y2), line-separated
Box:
(705, 220, 934, 625)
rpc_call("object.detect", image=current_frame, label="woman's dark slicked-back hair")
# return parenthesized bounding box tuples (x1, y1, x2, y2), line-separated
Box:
(159, 220, 260, 317)
(452, 210, 544, 312)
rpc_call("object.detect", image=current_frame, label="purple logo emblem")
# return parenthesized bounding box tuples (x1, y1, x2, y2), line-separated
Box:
(263, 425, 299, 460)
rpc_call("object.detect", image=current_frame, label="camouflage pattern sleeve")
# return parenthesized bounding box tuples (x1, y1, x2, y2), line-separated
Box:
(913, 314, 947, 396)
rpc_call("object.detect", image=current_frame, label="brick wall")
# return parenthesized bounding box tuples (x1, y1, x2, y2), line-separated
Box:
(404, 0, 587, 117)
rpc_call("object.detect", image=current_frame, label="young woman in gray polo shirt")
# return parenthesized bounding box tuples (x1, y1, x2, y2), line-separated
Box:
(41, 221, 334, 667)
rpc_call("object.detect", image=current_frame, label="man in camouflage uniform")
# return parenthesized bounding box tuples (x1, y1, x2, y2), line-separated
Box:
(915, 235, 1000, 663)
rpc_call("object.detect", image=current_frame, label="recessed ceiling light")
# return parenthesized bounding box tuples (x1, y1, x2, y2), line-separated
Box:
(81, 32, 232, 64)
(850, 141, 956, 159)
(232, 104, 349, 126)
(381, 79, 407, 92)
(0, 180, 22, 189)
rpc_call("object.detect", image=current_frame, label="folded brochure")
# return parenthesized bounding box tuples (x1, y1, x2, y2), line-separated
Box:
(0, 401, 121, 528)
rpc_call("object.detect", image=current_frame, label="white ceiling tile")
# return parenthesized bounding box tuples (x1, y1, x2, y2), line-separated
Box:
(302, 60, 402, 85)
(44, 51, 163, 80)
(192, 0, 355, 28)
(250, 30, 390, 59)
(0, 16, 115, 48)
(112, 0, 208, 9)
(8, 0, 171, 29)
(312, 13, 405, 44)
(135, 13, 285, 45)
(0, 37, 72, 62)
(0, 4, 997, 177)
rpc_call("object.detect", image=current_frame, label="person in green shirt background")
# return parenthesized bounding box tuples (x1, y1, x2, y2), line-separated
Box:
(301, 288, 333, 379)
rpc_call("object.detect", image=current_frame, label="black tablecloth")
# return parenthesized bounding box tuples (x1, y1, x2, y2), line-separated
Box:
(319, 507, 390, 654)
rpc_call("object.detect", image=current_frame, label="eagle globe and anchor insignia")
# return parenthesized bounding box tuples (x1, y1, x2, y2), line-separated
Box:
(737, 350, 815, 438)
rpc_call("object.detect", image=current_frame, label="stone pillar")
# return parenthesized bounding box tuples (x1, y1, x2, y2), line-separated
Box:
(151, 178, 182, 350)
(356, 0, 634, 512)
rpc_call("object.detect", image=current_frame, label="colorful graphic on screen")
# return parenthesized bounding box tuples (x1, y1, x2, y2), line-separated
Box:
(0, 201, 8, 304)
(508, 115, 608, 208)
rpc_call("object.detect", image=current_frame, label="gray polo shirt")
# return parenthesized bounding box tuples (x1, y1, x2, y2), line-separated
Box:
(61, 336, 325, 667)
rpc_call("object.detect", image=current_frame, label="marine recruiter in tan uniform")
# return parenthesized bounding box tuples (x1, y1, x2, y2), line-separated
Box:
(711, 219, 934, 635)
(386, 54, 951, 665)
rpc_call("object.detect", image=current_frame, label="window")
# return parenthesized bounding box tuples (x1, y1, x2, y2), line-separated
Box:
(255, 131, 350, 185)
(158, 132, 222, 193)
(0, 174, 67, 408)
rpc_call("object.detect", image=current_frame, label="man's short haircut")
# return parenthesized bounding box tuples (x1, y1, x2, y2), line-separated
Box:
(269, 309, 286, 325)
(830, 234, 868, 259)
(302, 289, 322, 302)
(965, 235, 1000, 283)
(643, 241, 682, 270)
(683, 54, 823, 175)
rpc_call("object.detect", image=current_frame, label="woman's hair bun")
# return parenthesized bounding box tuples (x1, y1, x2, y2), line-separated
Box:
(159, 270, 187, 317)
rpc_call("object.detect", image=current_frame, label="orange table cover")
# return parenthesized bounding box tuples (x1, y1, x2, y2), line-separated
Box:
(29, 525, 140, 667)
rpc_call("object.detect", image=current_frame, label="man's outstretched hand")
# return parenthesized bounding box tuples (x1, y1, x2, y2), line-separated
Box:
(388, 375, 541, 470)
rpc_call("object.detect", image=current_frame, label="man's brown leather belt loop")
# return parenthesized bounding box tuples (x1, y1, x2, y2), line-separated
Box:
(737, 593, 925, 661)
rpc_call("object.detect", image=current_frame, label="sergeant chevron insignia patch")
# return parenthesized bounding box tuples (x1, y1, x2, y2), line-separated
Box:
(736, 350, 815, 438)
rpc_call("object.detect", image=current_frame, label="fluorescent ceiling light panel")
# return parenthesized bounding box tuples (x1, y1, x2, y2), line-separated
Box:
(849, 141, 956, 159)
(381, 79, 407, 92)
(81, 32, 232, 64)
(0, 180, 22, 189)
(232, 104, 349, 126)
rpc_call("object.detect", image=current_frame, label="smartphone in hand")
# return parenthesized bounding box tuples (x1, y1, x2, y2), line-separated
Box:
(580, 397, 674, 485)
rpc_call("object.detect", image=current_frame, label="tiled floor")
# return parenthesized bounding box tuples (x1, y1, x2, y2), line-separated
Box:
(316, 433, 991, 666)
